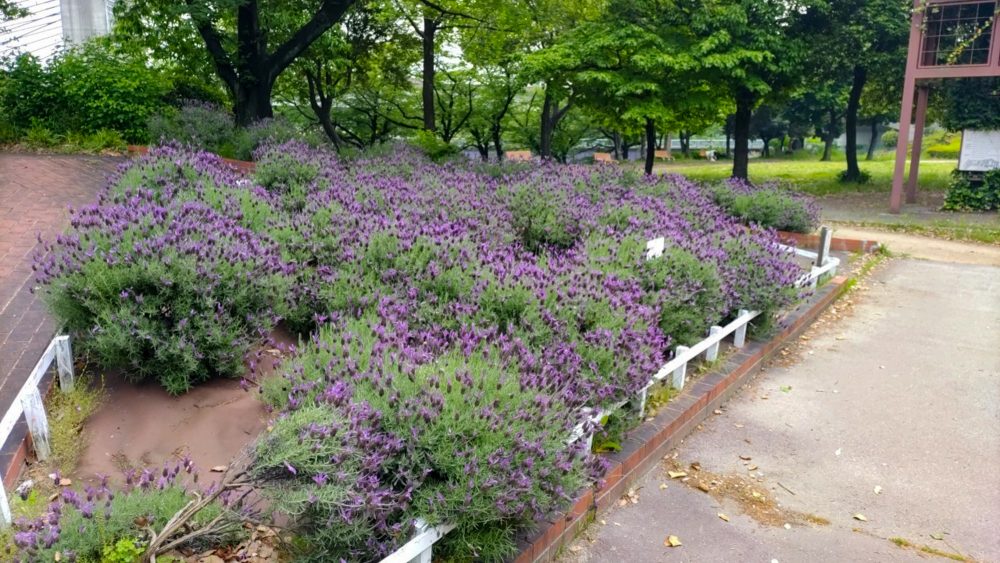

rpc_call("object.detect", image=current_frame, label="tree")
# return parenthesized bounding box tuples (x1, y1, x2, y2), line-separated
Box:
(935, 78, 1000, 131)
(795, 0, 909, 179)
(519, 0, 605, 159)
(466, 65, 519, 160)
(115, 0, 359, 125)
(670, 0, 811, 180)
(750, 105, 787, 157)
(279, 3, 417, 149)
(0, 1, 27, 24)
(859, 57, 903, 160)
(530, 0, 729, 173)
(392, 0, 506, 132)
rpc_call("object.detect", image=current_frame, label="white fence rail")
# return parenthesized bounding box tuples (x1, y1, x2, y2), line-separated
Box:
(0, 335, 75, 525)
(377, 228, 840, 563)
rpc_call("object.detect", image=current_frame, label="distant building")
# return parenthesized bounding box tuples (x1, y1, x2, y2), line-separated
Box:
(1, 0, 114, 61)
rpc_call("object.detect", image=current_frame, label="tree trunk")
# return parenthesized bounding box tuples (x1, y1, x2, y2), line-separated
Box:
(540, 90, 553, 159)
(779, 136, 786, 153)
(539, 88, 569, 160)
(234, 79, 275, 126)
(421, 17, 438, 131)
(190, 0, 356, 126)
(477, 145, 489, 161)
(761, 137, 771, 158)
(492, 128, 503, 160)
(725, 131, 731, 158)
(612, 132, 622, 160)
(622, 140, 632, 161)
(866, 117, 878, 161)
(821, 109, 835, 162)
(843, 65, 867, 180)
(732, 90, 753, 180)
(316, 109, 342, 150)
(644, 118, 656, 175)
(680, 131, 691, 157)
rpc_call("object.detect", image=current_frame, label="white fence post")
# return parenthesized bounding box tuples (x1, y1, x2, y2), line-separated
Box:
(672, 346, 689, 389)
(635, 386, 648, 419)
(705, 326, 722, 361)
(0, 481, 10, 525)
(734, 310, 750, 348)
(816, 226, 832, 267)
(21, 388, 50, 461)
(54, 335, 74, 392)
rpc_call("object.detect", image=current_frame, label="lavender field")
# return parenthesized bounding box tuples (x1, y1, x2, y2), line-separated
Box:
(21, 143, 811, 561)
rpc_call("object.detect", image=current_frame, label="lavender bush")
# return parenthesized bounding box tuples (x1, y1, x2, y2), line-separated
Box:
(8, 462, 240, 562)
(709, 178, 821, 234)
(33, 147, 292, 394)
(256, 319, 601, 561)
(147, 101, 311, 160)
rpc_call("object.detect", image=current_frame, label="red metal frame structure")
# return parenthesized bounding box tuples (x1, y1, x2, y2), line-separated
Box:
(890, 0, 1000, 212)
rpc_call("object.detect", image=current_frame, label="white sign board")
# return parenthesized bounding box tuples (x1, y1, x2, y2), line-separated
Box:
(959, 130, 1000, 171)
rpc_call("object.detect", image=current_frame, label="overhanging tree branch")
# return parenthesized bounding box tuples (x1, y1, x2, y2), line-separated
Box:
(269, 0, 358, 79)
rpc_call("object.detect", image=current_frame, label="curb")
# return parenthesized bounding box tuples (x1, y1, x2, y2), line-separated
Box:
(512, 275, 848, 563)
(126, 145, 257, 174)
(777, 230, 880, 254)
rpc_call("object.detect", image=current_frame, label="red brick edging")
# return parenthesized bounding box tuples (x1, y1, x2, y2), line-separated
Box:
(513, 275, 849, 563)
(126, 145, 256, 174)
(777, 230, 880, 254)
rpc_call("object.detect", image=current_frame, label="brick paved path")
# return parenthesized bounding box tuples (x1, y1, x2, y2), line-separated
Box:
(0, 154, 120, 416)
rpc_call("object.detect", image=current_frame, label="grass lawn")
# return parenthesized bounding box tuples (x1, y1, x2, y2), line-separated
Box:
(648, 156, 955, 196)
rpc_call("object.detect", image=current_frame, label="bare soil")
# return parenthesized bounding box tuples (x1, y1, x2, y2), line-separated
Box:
(72, 331, 296, 484)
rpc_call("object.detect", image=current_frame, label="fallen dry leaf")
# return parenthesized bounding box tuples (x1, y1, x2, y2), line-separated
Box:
(835, 448, 842, 456)
(739, 455, 752, 461)
(853, 514, 868, 522)
(734, 423, 744, 428)
(659, 483, 669, 490)
(713, 409, 723, 415)
(930, 533, 944, 540)
(665, 535, 682, 547)
(748, 464, 759, 471)
(696, 482, 711, 493)
(873, 486, 882, 495)
(668, 470, 687, 479)
(58, 478, 72, 487)
(211, 465, 228, 472)
(718, 513, 730, 522)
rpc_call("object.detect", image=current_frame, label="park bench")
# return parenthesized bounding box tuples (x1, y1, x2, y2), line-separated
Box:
(654, 149, 672, 161)
(505, 150, 533, 161)
(698, 149, 717, 161)
(593, 152, 615, 163)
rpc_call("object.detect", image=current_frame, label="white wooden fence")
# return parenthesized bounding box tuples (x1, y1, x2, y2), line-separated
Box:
(0, 335, 75, 524)
(378, 228, 840, 563)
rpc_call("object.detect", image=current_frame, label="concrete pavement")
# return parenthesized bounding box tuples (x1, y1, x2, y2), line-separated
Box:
(559, 258, 1000, 563)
